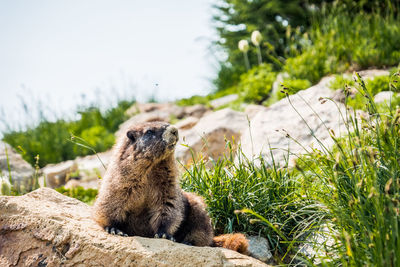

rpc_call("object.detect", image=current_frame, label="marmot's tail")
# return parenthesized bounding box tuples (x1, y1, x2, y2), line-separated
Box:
(213, 233, 249, 254)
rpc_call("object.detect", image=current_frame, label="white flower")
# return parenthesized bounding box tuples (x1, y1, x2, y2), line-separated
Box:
(238, 40, 249, 52)
(251, 30, 262, 46)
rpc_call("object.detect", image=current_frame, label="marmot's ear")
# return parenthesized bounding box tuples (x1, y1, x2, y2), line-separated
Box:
(127, 130, 136, 142)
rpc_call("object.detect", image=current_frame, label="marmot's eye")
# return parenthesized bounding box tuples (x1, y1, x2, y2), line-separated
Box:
(145, 129, 155, 137)
(127, 130, 136, 142)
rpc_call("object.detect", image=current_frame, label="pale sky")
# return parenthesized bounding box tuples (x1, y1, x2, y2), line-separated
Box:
(0, 0, 218, 131)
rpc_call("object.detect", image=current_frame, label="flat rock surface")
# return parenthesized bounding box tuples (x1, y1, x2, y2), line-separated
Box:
(0, 188, 268, 267)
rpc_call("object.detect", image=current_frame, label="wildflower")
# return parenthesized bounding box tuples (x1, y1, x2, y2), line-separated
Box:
(238, 40, 250, 70)
(251, 30, 263, 64)
(251, 30, 262, 46)
(238, 40, 249, 52)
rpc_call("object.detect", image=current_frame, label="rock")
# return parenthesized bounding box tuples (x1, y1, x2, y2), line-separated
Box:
(42, 160, 78, 188)
(357, 69, 390, 79)
(374, 91, 394, 103)
(297, 225, 336, 265)
(175, 116, 199, 130)
(240, 77, 347, 166)
(244, 104, 267, 120)
(176, 108, 248, 164)
(0, 141, 35, 192)
(64, 178, 100, 190)
(0, 188, 268, 267)
(126, 102, 185, 118)
(247, 236, 273, 263)
(183, 104, 210, 118)
(75, 150, 112, 181)
(210, 94, 239, 108)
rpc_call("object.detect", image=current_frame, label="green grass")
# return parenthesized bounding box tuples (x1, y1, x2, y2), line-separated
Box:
(291, 72, 400, 265)
(55, 186, 98, 205)
(2, 99, 134, 167)
(285, 8, 400, 84)
(180, 144, 322, 262)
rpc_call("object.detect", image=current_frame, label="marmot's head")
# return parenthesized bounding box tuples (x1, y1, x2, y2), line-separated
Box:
(118, 122, 179, 164)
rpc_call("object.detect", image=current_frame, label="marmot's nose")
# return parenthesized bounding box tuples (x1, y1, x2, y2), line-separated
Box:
(162, 125, 179, 144)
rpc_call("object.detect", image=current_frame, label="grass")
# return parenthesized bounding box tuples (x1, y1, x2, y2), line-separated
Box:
(56, 186, 98, 205)
(180, 143, 322, 262)
(291, 71, 400, 265)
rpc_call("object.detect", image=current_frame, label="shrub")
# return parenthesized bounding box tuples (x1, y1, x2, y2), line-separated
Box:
(236, 64, 277, 104)
(277, 78, 312, 100)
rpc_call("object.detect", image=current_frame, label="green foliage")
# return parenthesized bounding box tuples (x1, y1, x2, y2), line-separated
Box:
(0, 176, 11, 195)
(78, 126, 115, 155)
(176, 95, 210, 107)
(212, 0, 325, 91)
(237, 64, 277, 104)
(56, 186, 98, 205)
(2, 99, 134, 167)
(181, 145, 320, 257)
(286, 7, 400, 83)
(329, 74, 395, 110)
(277, 78, 312, 100)
(284, 49, 332, 84)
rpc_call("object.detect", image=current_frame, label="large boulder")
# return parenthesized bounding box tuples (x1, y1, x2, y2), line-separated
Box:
(176, 108, 248, 164)
(0, 141, 35, 192)
(0, 188, 267, 267)
(240, 77, 347, 166)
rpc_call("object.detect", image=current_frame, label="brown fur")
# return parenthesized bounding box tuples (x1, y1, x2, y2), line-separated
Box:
(92, 122, 248, 253)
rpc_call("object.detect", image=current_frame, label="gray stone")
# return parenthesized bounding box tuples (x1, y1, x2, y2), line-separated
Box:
(240, 76, 348, 166)
(210, 94, 239, 108)
(247, 236, 273, 263)
(374, 91, 394, 103)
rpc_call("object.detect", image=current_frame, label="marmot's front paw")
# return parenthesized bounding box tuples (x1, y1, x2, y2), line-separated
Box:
(154, 231, 176, 242)
(105, 226, 128, 237)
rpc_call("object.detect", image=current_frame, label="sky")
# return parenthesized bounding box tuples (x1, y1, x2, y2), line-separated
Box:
(0, 0, 218, 131)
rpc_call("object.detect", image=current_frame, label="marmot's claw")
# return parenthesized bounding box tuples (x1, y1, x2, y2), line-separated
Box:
(154, 232, 175, 241)
(105, 226, 127, 237)
(182, 241, 193, 246)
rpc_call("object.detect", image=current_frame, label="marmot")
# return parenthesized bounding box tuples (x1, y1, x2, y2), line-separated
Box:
(92, 121, 248, 253)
